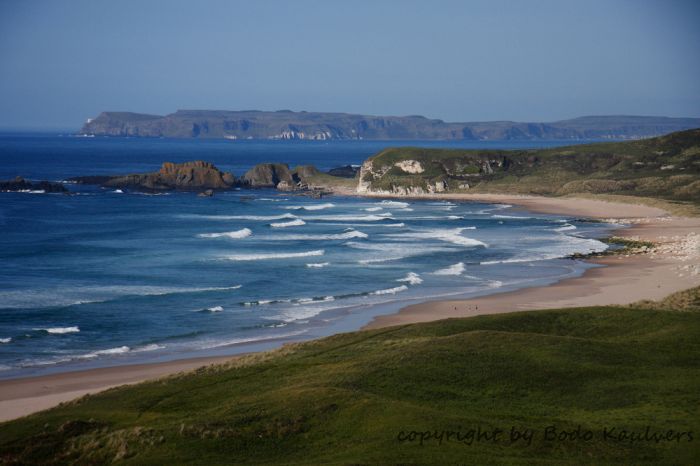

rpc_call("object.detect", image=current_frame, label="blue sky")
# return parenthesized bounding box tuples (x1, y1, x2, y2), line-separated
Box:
(1, 0, 699, 129)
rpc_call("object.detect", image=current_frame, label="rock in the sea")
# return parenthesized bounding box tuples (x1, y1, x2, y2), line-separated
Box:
(0, 176, 68, 193)
(243, 163, 295, 188)
(198, 189, 214, 197)
(74, 161, 237, 191)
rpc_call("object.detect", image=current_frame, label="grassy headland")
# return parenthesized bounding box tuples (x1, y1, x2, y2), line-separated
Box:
(1, 288, 698, 464)
(359, 128, 700, 205)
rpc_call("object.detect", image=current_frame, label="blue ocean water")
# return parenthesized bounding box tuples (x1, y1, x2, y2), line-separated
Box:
(0, 135, 617, 378)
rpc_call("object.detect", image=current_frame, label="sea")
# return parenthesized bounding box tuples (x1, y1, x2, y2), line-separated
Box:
(0, 134, 619, 378)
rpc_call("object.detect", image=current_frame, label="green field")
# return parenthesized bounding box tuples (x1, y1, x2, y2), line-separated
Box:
(1, 288, 698, 465)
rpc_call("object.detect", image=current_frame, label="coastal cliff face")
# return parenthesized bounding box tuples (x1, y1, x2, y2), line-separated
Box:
(356, 129, 700, 201)
(80, 110, 700, 141)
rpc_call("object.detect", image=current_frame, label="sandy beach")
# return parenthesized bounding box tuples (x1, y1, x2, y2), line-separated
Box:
(2, 194, 698, 423)
(365, 194, 700, 328)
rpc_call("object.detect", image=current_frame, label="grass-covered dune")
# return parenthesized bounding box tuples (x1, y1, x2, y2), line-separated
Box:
(361, 128, 700, 202)
(1, 289, 699, 464)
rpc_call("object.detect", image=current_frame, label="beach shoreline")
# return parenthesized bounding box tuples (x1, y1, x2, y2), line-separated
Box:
(361, 193, 699, 328)
(2, 193, 698, 423)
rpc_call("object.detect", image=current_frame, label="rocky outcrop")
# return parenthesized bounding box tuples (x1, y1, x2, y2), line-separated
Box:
(327, 165, 360, 178)
(71, 161, 236, 191)
(66, 160, 351, 194)
(1, 177, 68, 193)
(242, 163, 295, 188)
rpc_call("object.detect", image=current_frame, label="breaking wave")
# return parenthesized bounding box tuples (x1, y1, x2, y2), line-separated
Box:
(262, 230, 368, 241)
(38, 326, 80, 334)
(302, 213, 394, 222)
(181, 213, 297, 221)
(222, 250, 325, 261)
(197, 228, 252, 239)
(371, 285, 408, 295)
(284, 203, 335, 211)
(397, 272, 423, 285)
(433, 262, 466, 276)
(270, 218, 306, 228)
(385, 228, 486, 247)
(378, 200, 410, 208)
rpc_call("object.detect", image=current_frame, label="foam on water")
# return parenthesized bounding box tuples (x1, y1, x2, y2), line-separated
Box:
(132, 344, 166, 352)
(197, 228, 252, 239)
(78, 346, 131, 359)
(222, 250, 325, 261)
(401, 215, 463, 220)
(433, 262, 466, 276)
(371, 285, 408, 295)
(0, 284, 242, 310)
(397, 272, 423, 285)
(481, 236, 607, 264)
(182, 213, 297, 221)
(378, 200, 410, 208)
(262, 230, 368, 241)
(284, 203, 335, 211)
(200, 305, 224, 313)
(347, 242, 451, 264)
(385, 227, 486, 247)
(306, 262, 330, 268)
(40, 326, 80, 334)
(302, 213, 393, 222)
(492, 214, 533, 219)
(315, 222, 405, 228)
(0, 338, 11, 344)
(270, 218, 306, 228)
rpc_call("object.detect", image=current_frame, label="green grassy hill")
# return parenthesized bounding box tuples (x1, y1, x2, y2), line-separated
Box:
(1, 288, 698, 464)
(361, 128, 700, 202)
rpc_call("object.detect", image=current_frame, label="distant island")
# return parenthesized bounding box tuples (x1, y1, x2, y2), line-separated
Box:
(80, 110, 700, 141)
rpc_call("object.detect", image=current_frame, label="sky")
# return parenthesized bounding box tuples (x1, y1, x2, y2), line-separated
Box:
(0, 0, 699, 129)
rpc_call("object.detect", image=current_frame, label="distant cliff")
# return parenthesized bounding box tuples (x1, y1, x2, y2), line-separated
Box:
(80, 110, 700, 141)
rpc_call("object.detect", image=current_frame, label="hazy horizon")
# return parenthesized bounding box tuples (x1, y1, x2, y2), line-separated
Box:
(1, 0, 699, 129)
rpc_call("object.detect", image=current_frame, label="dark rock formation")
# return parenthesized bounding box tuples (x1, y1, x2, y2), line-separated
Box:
(65, 161, 350, 194)
(327, 165, 360, 178)
(1, 177, 68, 193)
(242, 163, 295, 188)
(70, 161, 236, 191)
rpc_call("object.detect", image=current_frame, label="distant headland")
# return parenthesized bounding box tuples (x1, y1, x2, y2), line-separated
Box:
(80, 110, 700, 141)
